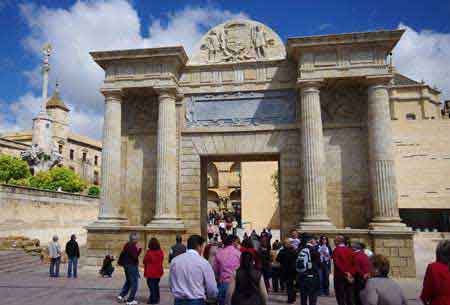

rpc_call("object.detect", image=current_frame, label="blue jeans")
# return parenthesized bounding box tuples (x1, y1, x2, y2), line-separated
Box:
(217, 282, 229, 305)
(67, 257, 78, 278)
(49, 257, 60, 277)
(120, 265, 139, 302)
(319, 262, 330, 295)
(174, 299, 205, 305)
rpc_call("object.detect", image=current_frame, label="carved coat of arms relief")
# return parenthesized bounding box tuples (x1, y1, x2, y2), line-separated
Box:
(197, 20, 282, 64)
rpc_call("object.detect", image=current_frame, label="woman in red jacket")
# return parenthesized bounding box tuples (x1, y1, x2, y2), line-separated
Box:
(143, 238, 164, 304)
(421, 240, 450, 305)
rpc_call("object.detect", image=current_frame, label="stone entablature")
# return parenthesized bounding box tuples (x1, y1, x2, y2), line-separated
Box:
(287, 30, 404, 82)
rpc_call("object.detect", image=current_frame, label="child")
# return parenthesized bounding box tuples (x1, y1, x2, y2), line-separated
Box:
(99, 255, 115, 277)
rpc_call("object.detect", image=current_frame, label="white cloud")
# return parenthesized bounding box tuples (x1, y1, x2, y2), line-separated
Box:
(3, 1, 246, 139)
(0, 94, 42, 134)
(394, 23, 450, 100)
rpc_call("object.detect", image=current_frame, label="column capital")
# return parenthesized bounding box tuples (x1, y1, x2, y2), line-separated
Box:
(296, 79, 324, 91)
(101, 88, 123, 102)
(155, 87, 179, 99)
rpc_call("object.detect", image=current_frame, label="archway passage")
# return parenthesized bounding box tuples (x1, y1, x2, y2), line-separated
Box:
(201, 154, 280, 240)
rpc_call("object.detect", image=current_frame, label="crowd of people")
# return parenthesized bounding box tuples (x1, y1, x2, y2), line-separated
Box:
(46, 229, 450, 305)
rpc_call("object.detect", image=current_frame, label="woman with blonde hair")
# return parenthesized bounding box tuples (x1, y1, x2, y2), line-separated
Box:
(421, 240, 450, 305)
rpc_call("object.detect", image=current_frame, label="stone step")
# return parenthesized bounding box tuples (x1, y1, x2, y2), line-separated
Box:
(0, 250, 43, 273)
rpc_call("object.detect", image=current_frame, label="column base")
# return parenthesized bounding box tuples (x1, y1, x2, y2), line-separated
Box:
(89, 217, 128, 227)
(298, 219, 335, 230)
(146, 218, 185, 230)
(369, 221, 411, 231)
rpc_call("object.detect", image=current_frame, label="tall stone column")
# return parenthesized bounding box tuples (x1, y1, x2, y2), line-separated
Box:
(97, 89, 127, 224)
(147, 89, 183, 228)
(367, 84, 406, 229)
(299, 82, 334, 229)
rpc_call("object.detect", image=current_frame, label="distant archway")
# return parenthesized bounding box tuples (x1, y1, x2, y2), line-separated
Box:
(207, 163, 219, 188)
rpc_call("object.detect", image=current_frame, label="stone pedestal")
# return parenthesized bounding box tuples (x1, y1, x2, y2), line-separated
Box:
(367, 84, 406, 230)
(147, 89, 184, 229)
(298, 82, 334, 229)
(93, 90, 127, 225)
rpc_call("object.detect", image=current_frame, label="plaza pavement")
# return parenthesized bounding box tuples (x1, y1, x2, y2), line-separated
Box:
(0, 263, 423, 305)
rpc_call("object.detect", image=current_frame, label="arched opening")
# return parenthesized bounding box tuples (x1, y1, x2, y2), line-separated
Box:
(406, 113, 416, 120)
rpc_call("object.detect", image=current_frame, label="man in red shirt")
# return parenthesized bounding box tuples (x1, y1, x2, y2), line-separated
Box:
(352, 242, 370, 305)
(332, 235, 356, 305)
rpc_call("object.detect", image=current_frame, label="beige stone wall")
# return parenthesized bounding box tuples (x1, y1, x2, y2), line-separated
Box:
(393, 120, 450, 209)
(0, 184, 99, 246)
(324, 127, 370, 229)
(241, 161, 279, 231)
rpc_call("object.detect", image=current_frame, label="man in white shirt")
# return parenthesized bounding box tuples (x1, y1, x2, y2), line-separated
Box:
(169, 235, 218, 305)
(48, 235, 61, 277)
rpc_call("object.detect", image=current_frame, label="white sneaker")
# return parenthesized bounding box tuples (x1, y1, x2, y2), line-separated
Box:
(117, 295, 125, 303)
(126, 301, 138, 305)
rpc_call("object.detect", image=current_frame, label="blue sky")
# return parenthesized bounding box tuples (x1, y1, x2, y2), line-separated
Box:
(0, 0, 449, 138)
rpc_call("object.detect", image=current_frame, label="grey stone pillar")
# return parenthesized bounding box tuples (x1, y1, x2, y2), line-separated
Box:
(147, 89, 183, 228)
(97, 90, 127, 224)
(299, 82, 334, 229)
(367, 84, 406, 229)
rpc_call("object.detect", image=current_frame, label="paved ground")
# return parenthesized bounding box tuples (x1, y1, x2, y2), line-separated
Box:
(0, 263, 423, 305)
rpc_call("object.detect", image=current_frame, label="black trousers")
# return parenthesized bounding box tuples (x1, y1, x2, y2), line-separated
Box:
(285, 275, 297, 303)
(299, 274, 319, 305)
(147, 278, 160, 304)
(272, 267, 284, 292)
(334, 278, 355, 305)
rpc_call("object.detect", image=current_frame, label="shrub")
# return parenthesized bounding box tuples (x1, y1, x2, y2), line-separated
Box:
(8, 178, 31, 187)
(0, 154, 31, 183)
(88, 185, 100, 197)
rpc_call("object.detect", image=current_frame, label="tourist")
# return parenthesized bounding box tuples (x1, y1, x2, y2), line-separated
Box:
(48, 235, 62, 278)
(352, 242, 370, 305)
(332, 235, 356, 305)
(207, 223, 215, 241)
(241, 237, 261, 269)
(421, 239, 450, 305)
(276, 238, 298, 304)
(214, 235, 241, 305)
(288, 229, 301, 250)
(259, 237, 272, 290)
(117, 233, 142, 305)
(271, 240, 284, 292)
(169, 234, 218, 305)
(169, 235, 186, 263)
(297, 235, 320, 305)
(65, 234, 80, 278)
(99, 255, 115, 277)
(272, 239, 282, 250)
(250, 230, 261, 250)
(360, 254, 408, 305)
(318, 236, 332, 296)
(203, 239, 219, 267)
(143, 237, 164, 304)
(225, 252, 268, 305)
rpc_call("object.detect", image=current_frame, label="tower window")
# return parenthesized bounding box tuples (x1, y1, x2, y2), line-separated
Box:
(70, 149, 74, 160)
(94, 155, 98, 166)
(93, 171, 99, 185)
(82, 152, 87, 161)
(406, 113, 416, 120)
(58, 145, 63, 154)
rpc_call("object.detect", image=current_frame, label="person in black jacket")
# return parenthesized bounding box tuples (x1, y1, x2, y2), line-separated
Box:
(298, 235, 321, 305)
(65, 234, 80, 278)
(277, 238, 298, 303)
(168, 235, 186, 263)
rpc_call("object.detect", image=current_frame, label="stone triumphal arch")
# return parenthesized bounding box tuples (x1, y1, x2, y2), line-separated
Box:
(87, 19, 415, 276)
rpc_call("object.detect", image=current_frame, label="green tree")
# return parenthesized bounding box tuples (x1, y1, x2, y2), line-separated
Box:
(27, 167, 87, 193)
(0, 154, 31, 183)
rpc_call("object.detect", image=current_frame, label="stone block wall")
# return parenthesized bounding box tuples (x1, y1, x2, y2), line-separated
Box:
(86, 227, 184, 268)
(0, 184, 99, 246)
